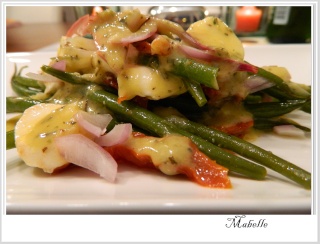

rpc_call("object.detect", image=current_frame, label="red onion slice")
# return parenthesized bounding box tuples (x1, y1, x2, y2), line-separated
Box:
(178, 45, 215, 62)
(180, 32, 210, 50)
(96, 123, 132, 147)
(154, 18, 209, 50)
(55, 134, 118, 182)
(118, 28, 157, 45)
(75, 111, 113, 137)
(179, 44, 258, 74)
(244, 75, 274, 94)
(125, 44, 139, 64)
(110, 19, 157, 45)
(51, 60, 66, 71)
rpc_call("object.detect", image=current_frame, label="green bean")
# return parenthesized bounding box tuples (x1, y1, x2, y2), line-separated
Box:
(42, 64, 206, 119)
(244, 94, 263, 103)
(257, 67, 310, 100)
(182, 79, 207, 107)
(40, 65, 119, 96)
(86, 85, 267, 180)
(41, 65, 91, 85)
(13, 76, 45, 91)
(244, 100, 308, 118)
(301, 100, 311, 113)
(165, 115, 311, 189)
(6, 97, 42, 113)
(253, 117, 311, 132)
(170, 58, 219, 89)
(11, 78, 39, 96)
(137, 55, 209, 106)
(149, 93, 205, 118)
(6, 130, 15, 150)
(263, 87, 302, 101)
(11, 65, 44, 96)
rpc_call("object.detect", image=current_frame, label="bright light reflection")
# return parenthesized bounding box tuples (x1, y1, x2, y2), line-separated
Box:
(141, 146, 158, 153)
(7, 53, 32, 57)
(169, 7, 177, 12)
(164, 202, 175, 207)
(8, 58, 31, 63)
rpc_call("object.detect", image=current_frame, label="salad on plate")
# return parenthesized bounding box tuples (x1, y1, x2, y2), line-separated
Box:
(6, 8, 311, 190)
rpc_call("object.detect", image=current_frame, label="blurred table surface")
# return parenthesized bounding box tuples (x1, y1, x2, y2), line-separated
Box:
(6, 23, 72, 52)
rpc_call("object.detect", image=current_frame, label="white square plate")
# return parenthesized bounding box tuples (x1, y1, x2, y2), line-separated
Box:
(5, 44, 312, 214)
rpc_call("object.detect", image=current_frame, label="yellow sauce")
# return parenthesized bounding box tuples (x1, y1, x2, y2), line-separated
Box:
(26, 104, 81, 148)
(15, 103, 82, 173)
(187, 16, 244, 61)
(123, 134, 194, 175)
(117, 65, 186, 100)
(6, 114, 22, 131)
(202, 101, 253, 127)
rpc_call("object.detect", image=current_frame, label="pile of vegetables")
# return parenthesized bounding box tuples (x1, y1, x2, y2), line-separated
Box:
(6, 9, 311, 189)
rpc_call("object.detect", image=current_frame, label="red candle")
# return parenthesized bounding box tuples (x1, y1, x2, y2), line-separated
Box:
(235, 6, 262, 33)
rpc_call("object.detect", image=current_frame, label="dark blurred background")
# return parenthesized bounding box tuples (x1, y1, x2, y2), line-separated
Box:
(6, 6, 312, 52)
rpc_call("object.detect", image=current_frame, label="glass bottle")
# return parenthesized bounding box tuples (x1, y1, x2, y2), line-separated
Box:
(266, 6, 311, 43)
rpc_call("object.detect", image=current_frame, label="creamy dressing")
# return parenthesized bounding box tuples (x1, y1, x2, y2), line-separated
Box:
(203, 101, 253, 128)
(187, 17, 244, 61)
(91, 10, 155, 74)
(57, 35, 113, 83)
(123, 134, 194, 175)
(117, 65, 186, 100)
(6, 114, 22, 131)
(262, 66, 291, 81)
(57, 46, 95, 73)
(26, 104, 81, 147)
(49, 83, 87, 104)
(60, 36, 97, 51)
(15, 103, 82, 173)
(214, 69, 249, 102)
